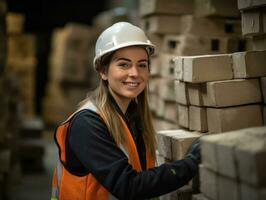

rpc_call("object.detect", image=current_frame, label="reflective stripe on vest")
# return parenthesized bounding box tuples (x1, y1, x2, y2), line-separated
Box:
(51, 101, 155, 200)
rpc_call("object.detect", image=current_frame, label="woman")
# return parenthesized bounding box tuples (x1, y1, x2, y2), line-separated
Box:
(51, 22, 200, 200)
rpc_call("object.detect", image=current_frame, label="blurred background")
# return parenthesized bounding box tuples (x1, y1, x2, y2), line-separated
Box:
(1, 1, 137, 199)
(0, 0, 265, 199)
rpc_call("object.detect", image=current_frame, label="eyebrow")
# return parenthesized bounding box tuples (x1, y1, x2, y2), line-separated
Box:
(114, 57, 148, 62)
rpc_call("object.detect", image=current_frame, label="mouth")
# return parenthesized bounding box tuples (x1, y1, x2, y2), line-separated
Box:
(123, 81, 140, 87)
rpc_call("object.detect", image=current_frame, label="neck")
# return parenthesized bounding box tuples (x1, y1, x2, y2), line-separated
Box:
(108, 88, 130, 114)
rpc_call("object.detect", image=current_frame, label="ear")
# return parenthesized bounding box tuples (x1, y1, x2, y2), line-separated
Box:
(100, 71, 108, 81)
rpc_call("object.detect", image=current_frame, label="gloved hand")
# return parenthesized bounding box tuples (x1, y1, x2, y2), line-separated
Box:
(186, 138, 201, 164)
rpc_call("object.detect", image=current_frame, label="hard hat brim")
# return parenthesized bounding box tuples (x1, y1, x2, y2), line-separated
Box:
(93, 42, 155, 70)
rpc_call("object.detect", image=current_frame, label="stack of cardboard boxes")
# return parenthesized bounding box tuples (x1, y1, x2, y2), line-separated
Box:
(195, 126, 266, 200)
(238, 0, 266, 125)
(239, 0, 266, 50)
(138, 0, 250, 132)
(156, 129, 203, 199)
(42, 23, 99, 125)
(0, 5, 24, 199)
(174, 51, 265, 133)
(6, 12, 36, 119)
(138, 0, 266, 199)
(192, 1, 266, 199)
(4, 12, 47, 185)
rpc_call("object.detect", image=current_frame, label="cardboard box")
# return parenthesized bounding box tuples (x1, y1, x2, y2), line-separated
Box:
(139, 0, 193, 16)
(156, 130, 180, 159)
(158, 79, 175, 101)
(6, 12, 25, 34)
(201, 126, 266, 177)
(194, 0, 239, 17)
(159, 53, 175, 78)
(238, 0, 266, 10)
(164, 101, 178, 123)
(147, 33, 163, 55)
(51, 23, 98, 55)
(177, 104, 189, 128)
(162, 34, 246, 56)
(180, 15, 241, 37)
(149, 93, 158, 113)
(148, 77, 160, 94)
(240, 184, 266, 200)
(153, 117, 180, 131)
(241, 10, 264, 36)
(175, 80, 189, 105)
(202, 79, 262, 107)
(199, 165, 218, 200)
(188, 83, 204, 106)
(235, 139, 266, 186)
(253, 35, 266, 51)
(150, 56, 161, 76)
(155, 97, 164, 118)
(49, 53, 90, 82)
(173, 56, 184, 81)
(140, 15, 182, 34)
(232, 50, 266, 78)
(171, 130, 201, 160)
(218, 176, 240, 200)
(7, 34, 36, 58)
(183, 54, 233, 83)
(207, 104, 263, 133)
(189, 106, 208, 132)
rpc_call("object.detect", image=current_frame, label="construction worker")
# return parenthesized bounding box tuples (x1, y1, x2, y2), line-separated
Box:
(51, 22, 200, 200)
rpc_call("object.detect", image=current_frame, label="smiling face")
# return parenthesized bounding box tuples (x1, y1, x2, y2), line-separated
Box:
(100, 46, 149, 113)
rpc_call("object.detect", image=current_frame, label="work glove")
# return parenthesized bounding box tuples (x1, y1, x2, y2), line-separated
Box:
(186, 138, 201, 164)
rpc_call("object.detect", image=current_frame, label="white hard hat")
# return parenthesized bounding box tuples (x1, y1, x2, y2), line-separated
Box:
(93, 22, 155, 70)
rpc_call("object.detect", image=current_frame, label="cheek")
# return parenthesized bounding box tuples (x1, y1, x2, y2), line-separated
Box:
(142, 70, 149, 81)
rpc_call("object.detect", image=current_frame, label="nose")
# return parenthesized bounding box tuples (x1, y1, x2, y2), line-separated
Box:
(128, 65, 139, 77)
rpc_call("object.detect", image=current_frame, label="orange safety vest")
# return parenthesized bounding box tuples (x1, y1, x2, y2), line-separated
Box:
(51, 101, 155, 200)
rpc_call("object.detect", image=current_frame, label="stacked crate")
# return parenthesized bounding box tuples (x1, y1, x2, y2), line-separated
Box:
(190, 1, 266, 199)
(0, 6, 24, 199)
(138, 0, 266, 199)
(139, 0, 193, 131)
(238, 0, 266, 51)
(6, 12, 37, 119)
(174, 51, 265, 133)
(138, 0, 250, 131)
(42, 23, 99, 125)
(156, 129, 204, 199)
(238, 0, 266, 123)
(194, 126, 266, 200)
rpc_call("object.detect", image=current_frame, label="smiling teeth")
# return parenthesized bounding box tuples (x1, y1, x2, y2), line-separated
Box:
(125, 82, 138, 86)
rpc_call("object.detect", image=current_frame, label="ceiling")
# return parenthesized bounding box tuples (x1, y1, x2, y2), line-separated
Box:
(7, 0, 108, 32)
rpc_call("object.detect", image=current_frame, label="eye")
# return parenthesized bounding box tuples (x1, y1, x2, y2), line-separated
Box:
(138, 62, 148, 68)
(118, 62, 130, 68)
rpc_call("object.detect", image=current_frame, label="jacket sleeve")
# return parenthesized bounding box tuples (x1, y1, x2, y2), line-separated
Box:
(67, 110, 198, 200)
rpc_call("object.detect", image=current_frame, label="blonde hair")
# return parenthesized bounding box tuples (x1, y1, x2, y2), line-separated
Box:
(80, 50, 157, 158)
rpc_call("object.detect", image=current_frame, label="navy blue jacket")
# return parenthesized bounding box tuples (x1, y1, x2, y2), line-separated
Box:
(64, 98, 198, 200)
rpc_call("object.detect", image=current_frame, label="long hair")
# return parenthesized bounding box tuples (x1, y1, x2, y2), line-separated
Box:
(80, 50, 157, 158)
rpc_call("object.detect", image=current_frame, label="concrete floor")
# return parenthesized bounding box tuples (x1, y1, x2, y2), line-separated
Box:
(8, 133, 57, 200)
